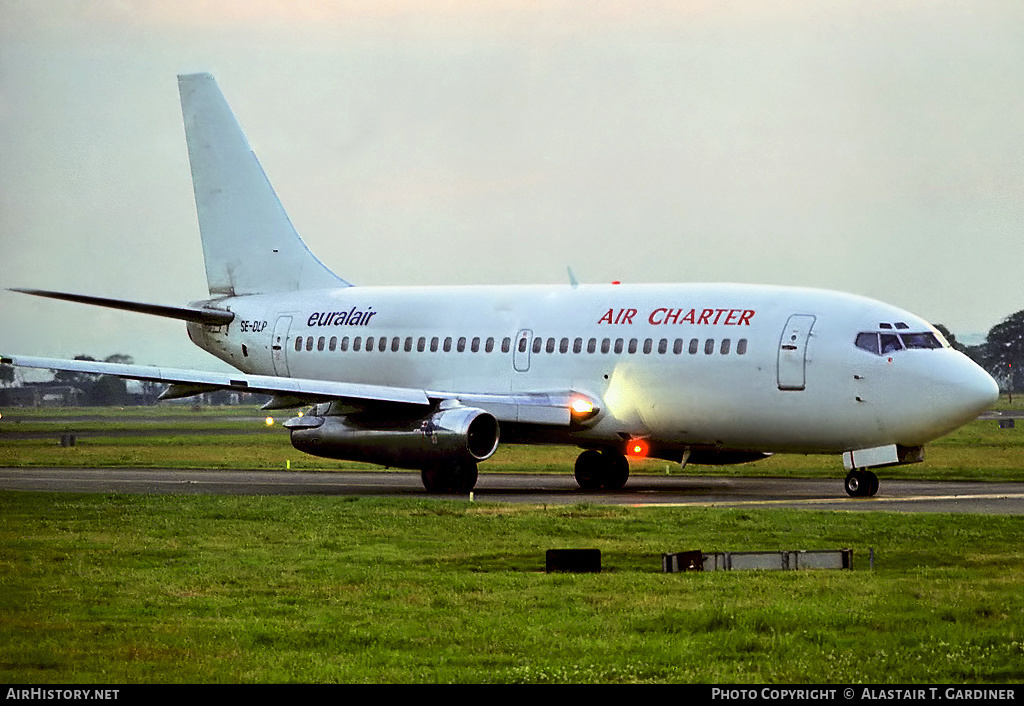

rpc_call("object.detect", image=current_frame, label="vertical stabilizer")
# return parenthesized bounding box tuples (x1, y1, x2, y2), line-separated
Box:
(178, 73, 349, 296)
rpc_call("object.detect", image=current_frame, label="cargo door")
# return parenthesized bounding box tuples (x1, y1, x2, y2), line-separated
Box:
(777, 314, 816, 391)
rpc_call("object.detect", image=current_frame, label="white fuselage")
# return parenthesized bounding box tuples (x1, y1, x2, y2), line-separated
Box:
(187, 281, 997, 457)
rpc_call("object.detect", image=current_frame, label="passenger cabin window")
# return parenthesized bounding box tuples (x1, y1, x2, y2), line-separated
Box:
(300, 329, 751, 359)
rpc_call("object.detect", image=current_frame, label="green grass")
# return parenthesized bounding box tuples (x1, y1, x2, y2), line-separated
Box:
(1, 493, 1022, 683)
(1, 402, 1022, 683)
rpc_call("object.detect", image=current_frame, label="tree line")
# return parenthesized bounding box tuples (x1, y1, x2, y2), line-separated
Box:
(936, 309, 1023, 392)
(0, 354, 162, 406)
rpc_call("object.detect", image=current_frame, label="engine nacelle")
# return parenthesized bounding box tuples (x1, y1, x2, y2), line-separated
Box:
(284, 405, 500, 470)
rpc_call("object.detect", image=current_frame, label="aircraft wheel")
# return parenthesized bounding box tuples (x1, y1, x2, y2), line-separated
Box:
(601, 450, 630, 491)
(421, 459, 478, 494)
(844, 470, 878, 498)
(574, 450, 604, 490)
(866, 470, 879, 497)
(574, 449, 630, 491)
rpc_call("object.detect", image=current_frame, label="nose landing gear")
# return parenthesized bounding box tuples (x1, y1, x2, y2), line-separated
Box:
(844, 469, 879, 497)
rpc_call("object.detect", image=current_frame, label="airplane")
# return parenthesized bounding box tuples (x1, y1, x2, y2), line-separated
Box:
(3, 73, 1000, 497)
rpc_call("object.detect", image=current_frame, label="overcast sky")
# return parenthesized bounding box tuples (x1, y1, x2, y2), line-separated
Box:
(2, 0, 1023, 373)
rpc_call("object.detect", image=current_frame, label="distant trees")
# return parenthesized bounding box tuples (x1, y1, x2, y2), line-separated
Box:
(940, 309, 1024, 393)
(933, 324, 966, 353)
(0, 362, 14, 387)
(48, 354, 134, 406)
(981, 310, 1024, 393)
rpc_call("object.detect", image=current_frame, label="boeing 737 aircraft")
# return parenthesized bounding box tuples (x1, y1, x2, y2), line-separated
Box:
(4, 73, 999, 496)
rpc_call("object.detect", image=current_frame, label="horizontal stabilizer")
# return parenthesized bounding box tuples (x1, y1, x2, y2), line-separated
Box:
(10, 288, 234, 326)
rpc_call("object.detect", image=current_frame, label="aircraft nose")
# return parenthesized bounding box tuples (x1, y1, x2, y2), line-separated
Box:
(888, 352, 999, 445)
(938, 355, 1000, 423)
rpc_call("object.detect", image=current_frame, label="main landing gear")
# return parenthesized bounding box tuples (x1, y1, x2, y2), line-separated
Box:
(421, 459, 479, 494)
(844, 469, 879, 497)
(574, 449, 630, 491)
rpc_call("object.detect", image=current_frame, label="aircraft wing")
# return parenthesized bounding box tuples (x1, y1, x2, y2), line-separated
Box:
(0, 354, 586, 425)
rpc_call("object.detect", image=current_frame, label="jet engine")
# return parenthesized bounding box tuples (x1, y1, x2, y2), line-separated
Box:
(283, 404, 499, 473)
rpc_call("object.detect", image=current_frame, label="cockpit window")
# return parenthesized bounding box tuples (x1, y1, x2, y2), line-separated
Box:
(900, 332, 943, 349)
(881, 333, 903, 353)
(856, 332, 880, 355)
(855, 330, 944, 356)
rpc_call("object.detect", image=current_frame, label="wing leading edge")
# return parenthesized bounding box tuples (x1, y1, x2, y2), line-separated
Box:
(0, 354, 589, 425)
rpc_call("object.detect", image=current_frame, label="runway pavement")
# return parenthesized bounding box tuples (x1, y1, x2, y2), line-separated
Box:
(2, 466, 1023, 514)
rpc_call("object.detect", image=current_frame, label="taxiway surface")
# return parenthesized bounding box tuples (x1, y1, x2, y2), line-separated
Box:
(2, 467, 1023, 514)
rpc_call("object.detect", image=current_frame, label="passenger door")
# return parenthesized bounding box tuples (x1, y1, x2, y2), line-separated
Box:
(513, 329, 532, 372)
(777, 314, 816, 391)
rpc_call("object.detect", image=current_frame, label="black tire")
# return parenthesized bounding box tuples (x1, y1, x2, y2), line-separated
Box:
(421, 463, 447, 493)
(600, 450, 630, 490)
(421, 459, 478, 494)
(574, 449, 630, 491)
(451, 459, 479, 494)
(574, 449, 604, 490)
(845, 470, 868, 497)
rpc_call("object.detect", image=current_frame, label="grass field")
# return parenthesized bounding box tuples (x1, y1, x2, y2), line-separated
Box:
(1, 401, 1022, 683)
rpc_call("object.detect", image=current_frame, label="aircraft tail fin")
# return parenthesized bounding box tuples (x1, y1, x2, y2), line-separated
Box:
(178, 73, 349, 296)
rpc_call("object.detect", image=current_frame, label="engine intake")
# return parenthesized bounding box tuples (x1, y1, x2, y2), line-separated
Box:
(284, 405, 499, 470)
